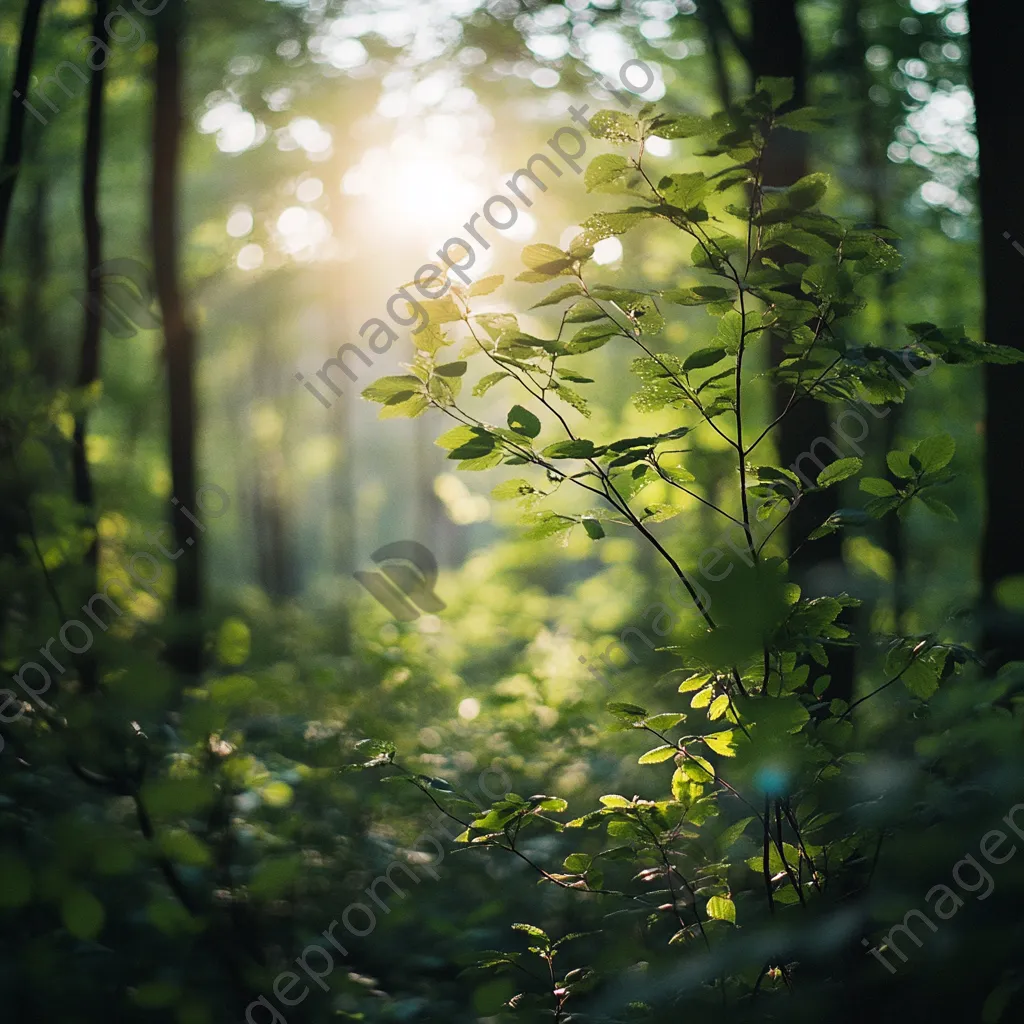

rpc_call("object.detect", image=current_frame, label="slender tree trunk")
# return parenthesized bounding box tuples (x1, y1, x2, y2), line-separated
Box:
(842, 0, 906, 630)
(72, 0, 109, 693)
(253, 320, 296, 598)
(968, 0, 1024, 669)
(747, 0, 822, 567)
(697, 0, 735, 111)
(151, 0, 201, 677)
(742, 0, 853, 699)
(0, 0, 46, 264)
(22, 131, 55, 384)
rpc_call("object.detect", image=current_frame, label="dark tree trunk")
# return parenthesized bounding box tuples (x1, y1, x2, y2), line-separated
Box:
(968, 0, 1024, 669)
(842, 0, 906, 630)
(151, 0, 201, 678)
(744, 0, 852, 699)
(253, 321, 297, 598)
(747, 0, 827, 574)
(72, 0, 109, 694)
(697, 0, 738, 111)
(22, 132, 55, 384)
(0, 0, 46, 264)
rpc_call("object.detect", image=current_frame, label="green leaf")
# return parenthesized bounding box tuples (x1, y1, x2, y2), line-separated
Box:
(919, 494, 957, 521)
(644, 712, 685, 730)
(582, 517, 605, 540)
(458, 450, 504, 471)
(913, 433, 955, 473)
(564, 300, 606, 323)
(567, 323, 619, 354)
(435, 360, 467, 377)
(159, 829, 213, 867)
(705, 894, 736, 924)
(474, 371, 511, 396)
(542, 440, 595, 459)
(703, 731, 736, 756)
(787, 172, 829, 210)
(420, 296, 462, 324)
(859, 477, 897, 497)
(577, 210, 647, 245)
(522, 243, 573, 276)
(771, 227, 837, 261)
(362, 374, 423, 404)
(585, 153, 633, 193)
(468, 274, 503, 297)
(677, 672, 711, 693)
(902, 655, 942, 700)
(718, 817, 754, 848)
(865, 495, 902, 519)
(599, 794, 632, 808)
(379, 393, 430, 419)
(683, 347, 728, 372)
(492, 479, 535, 501)
(776, 107, 830, 132)
(216, 617, 251, 667)
(816, 457, 862, 489)
(522, 511, 574, 540)
(556, 368, 595, 384)
(551, 382, 591, 418)
(649, 113, 712, 139)
(437, 425, 491, 452)
(681, 754, 715, 783)
(531, 282, 586, 308)
(533, 796, 567, 812)
(607, 701, 648, 719)
(886, 450, 914, 479)
(563, 853, 592, 873)
(714, 310, 743, 354)
(412, 323, 448, 354)
(659, 171, 710, 210)
(588, 110, 637, 144)
(638, 745, 677, 764)
(756, 76, 794, 108)
(475, 312, 518, 339)
(663, 285, 732, 306)
(508, 405, 541, 438)
(62, 889, 105, 940)
(512, 922, 549, 941)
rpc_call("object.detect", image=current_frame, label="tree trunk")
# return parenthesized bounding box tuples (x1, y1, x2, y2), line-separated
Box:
(0, 0, 46, 265)
(969, 0, 1024, 669)
(253, 320, 297, 598)
(151, 0, 201, 678)
(743, 0, 853, 699)
(22, 131, 56, 384)
(72, 0, 109, 694)
(842, 0, 906, 631)
(747, 0, 826, 572)
(697, 0, 736, 111)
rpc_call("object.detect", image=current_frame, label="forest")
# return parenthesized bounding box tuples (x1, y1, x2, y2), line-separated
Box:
(1, 0, 1023, 1022)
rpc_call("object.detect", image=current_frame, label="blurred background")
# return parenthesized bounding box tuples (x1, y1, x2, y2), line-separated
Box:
(3, 1, 1023, 1022)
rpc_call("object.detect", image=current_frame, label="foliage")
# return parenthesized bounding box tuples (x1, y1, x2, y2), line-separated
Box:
(360, 82, 1024, 1021)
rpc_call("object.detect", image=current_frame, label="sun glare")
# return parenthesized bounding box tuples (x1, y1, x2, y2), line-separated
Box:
(342, 135, 489, 251)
